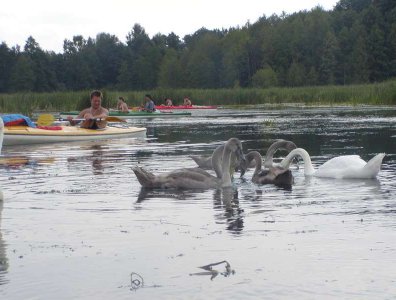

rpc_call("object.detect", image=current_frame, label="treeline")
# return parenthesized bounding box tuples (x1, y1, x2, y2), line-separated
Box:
(0, 0, 395, 93)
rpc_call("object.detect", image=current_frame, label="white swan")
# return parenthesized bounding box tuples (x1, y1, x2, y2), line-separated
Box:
(279, 148, 386, 179)
(132, 138, 245, 189)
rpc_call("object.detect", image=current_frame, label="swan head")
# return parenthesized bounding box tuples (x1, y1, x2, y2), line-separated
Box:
(238, 151, 262, 177)
(256, 166, 294, 187)
(272, 168, 294, 188)
(225, 138, 245, 163)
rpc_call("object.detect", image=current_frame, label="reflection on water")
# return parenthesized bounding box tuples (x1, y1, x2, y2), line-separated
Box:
(0, 106, 395, 299)
(137, 187, 245, 234)
(67, 145, 105, 175)
(0, 156, 55, 169)
(212, 188, 244, 234)
(0, 188, 8, 286)
(135, 188, 202, 203)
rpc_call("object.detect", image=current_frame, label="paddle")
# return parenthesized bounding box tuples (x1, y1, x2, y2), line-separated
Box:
(37, 114, 126, 126)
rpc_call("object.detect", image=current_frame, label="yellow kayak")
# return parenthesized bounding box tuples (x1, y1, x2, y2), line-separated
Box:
(3, 125, 146, 146)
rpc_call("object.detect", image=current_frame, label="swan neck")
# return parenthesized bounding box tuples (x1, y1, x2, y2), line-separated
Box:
(263, 140, 296, 168)
(212, 145, 224, 178)
(280, 148, 315, 176)
(247, 151, 262, 175)
(263, 141, 281, 168)
(221, 147, 233, 186)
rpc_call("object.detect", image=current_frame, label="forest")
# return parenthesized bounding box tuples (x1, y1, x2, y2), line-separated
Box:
(0, 0, 395, 93)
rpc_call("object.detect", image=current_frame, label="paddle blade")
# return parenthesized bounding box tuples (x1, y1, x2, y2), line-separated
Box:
(105, 116, 126, 123)
(37, 114, 55, 126)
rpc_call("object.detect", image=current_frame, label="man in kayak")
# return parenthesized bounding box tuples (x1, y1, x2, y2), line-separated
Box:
(68, 90, 109, 129)
(141, 94, 156, 112)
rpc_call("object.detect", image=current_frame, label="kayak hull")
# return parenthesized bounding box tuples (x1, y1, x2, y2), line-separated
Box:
(154, 105, 217, 110)
(154, 105, 217, 115)
(4, 125, 146, 146)
(60, 111, 191, 119)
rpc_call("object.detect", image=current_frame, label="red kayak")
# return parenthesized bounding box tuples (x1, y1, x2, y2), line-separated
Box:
(155, 105, 217, 110)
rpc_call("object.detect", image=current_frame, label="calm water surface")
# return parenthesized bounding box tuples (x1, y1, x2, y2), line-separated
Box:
(0, 106, 395, 299)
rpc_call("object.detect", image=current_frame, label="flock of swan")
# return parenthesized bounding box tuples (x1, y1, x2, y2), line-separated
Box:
(133, 137, 386, 189)
(0, 117, 385, 192)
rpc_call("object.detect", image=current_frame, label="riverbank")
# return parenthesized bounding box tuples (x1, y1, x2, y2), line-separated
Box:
(0, 79, 395, 115)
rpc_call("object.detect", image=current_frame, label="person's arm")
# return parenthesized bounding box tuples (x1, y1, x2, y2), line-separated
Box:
(68, 108, 88, 125)
(95, 108, 109, 119)
(78, 108, 89, 119)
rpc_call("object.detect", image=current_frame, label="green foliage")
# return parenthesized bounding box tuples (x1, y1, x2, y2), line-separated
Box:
(9, 55, 36, 92)
(117, 61, 133, 90)
(319, 31, 339, 85)
(158, 49, 183, 88)
(287, 61, 306, 87)
(251, 67, 278, 88)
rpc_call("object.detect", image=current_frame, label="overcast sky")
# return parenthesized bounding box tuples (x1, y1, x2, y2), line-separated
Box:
(0, 0, 339, 53)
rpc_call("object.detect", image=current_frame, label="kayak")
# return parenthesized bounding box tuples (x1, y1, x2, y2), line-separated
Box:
(3, 125, 146, 146)
(153, 105, 217, 116)
(155, 105, 217, 110)
(60, 110, 191, 119)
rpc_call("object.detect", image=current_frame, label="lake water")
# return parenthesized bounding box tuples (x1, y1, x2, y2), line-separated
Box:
(0, 106, 395, 299)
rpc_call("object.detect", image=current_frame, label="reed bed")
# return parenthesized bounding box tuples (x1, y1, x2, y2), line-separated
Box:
(1, 80, 395, 115)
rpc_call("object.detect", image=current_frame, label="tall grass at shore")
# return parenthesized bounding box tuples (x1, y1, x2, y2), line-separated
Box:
(0, 80, 395, 115)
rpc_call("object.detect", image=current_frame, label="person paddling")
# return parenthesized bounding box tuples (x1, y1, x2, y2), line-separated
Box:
(68, 90, 109, 129)
(141, 94, 156, 112)
(117, 96, 129, 112)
